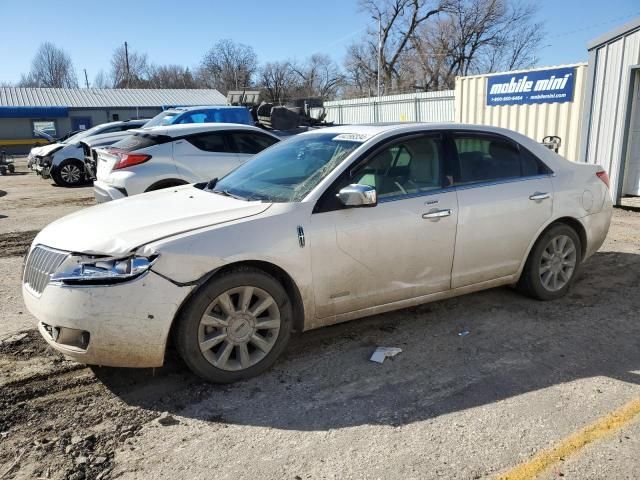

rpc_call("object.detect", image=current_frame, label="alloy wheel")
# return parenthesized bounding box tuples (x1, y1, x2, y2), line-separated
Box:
(539, 235, 577, 292)
(60, 164, 82, 184)
(198, 286, 281, 371)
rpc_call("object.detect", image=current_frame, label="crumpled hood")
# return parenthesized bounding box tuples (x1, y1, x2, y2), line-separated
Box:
(33, 185, 271, 256)
(36, 143, 65, 156)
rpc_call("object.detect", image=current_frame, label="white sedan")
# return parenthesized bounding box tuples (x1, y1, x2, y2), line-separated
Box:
(92, 123, 280, 203)
(22, 124, 612, 383)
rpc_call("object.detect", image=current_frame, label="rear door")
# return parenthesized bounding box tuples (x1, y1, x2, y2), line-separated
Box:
(227, 131, 280, 164)
(448, 132, 554, 288)
(172, 132, 240, 182)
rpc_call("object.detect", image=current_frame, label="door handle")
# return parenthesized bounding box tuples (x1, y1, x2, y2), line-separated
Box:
(529, 192, 550, 201)
(422, 209, 452, 219)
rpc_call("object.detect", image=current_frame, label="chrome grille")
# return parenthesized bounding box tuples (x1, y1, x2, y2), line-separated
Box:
(23, 245, 68, 295)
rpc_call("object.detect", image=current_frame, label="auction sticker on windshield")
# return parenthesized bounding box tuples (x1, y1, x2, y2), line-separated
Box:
(332, 133, 371, 142)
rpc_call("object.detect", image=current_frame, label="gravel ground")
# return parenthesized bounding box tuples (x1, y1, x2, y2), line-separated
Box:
(0, 158, 639, 480)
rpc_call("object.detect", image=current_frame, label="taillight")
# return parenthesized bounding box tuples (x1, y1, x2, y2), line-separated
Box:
(111, 149, 152, 170)
(596, 171, 610, 188)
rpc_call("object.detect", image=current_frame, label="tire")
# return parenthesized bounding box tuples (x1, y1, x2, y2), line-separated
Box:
(175, 266, 292, 383)
(517, 223, 582, 301)
(53, 159, 85, 187)
(7, 164, 14, 174)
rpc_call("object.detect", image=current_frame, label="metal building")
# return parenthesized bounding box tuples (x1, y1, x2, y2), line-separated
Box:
(580, 17, 640, 203)
(321, 90, 454, 125)
(0, 87, 227, 154)
(455, 63, 588, 161)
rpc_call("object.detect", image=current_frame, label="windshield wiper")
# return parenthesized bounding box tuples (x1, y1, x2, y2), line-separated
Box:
(212, 189, 247, 201)
(205, 177, 218, 190)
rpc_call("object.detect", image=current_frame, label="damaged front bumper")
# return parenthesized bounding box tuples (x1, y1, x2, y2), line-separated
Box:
(23, 270, 195, 368)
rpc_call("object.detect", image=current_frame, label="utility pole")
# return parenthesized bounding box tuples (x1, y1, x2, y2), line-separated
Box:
(124, 41, 130, 88)
(377, 15, 382, 97)
(83, 69, 89, 89)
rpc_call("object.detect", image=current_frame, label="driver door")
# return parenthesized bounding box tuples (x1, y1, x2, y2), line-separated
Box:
(309, 133, 458, 319)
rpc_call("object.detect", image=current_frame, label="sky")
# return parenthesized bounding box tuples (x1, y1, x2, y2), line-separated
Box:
(0, 0, 639, 86)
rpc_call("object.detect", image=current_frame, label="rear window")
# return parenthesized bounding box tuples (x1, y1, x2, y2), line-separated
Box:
(111, 133, 169, 152)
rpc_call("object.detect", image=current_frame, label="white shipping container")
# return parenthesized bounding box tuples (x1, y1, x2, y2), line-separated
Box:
(454, 63, 588, 162)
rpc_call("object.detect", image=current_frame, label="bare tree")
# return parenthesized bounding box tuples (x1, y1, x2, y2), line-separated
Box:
(409, 0, 543, 89)
(110, 44, 151, 88)
(148, 65, 198, 89)
(93, 70, 111, 89)
(346, 0, 447, 95)
(199, 39, 258, 94)
(259, 61, 298, 104)
(18, 42, 78, 88)
(291, 54, 344, 100)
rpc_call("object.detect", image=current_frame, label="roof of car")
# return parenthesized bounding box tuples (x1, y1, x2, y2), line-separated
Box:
(301, 122, 533, 139)
(135, 122, 273, 137)
(166, 105, 247, 112)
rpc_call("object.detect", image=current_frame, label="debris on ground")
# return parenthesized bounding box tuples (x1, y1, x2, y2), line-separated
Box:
(370, 347, 403, 364)
(154, 412, 180, 427)
(458, 330, 470, 337)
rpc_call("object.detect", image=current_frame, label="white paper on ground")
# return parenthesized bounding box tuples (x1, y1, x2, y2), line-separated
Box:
(370, 347, 403, 364)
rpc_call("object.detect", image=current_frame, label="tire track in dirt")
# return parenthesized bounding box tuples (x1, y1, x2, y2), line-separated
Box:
(0, 230, 39, 258)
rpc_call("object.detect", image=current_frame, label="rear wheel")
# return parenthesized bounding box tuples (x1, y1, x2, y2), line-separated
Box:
(518, 223, 582, 300)
(54, 159, 85, 187)
(175, 267, 292, 383)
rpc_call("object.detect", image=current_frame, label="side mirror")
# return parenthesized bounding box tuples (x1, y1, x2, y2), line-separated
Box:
(336, 184, 377, 208)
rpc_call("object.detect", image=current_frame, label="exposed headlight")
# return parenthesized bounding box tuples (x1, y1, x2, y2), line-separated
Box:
(51, 254, 157, 285)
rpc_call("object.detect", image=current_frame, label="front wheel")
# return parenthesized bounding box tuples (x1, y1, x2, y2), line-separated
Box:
(175, 267, 292, 383)
(517, 223, 582, 300)
(54, 159, 85, 187)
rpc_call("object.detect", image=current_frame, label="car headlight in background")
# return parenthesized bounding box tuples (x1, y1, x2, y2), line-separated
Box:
(51, 254, 157, 285)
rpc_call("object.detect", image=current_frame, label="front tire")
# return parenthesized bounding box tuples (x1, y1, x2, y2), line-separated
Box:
(53, 159, 85, 187)
(518, 223, 582, 300)
(175, 267, 292, 383)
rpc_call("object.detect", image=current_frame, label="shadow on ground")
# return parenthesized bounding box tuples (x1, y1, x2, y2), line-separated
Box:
(91, 250, 640, 431)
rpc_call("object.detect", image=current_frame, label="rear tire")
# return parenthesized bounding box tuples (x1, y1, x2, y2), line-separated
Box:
(53, 159, 85, 187)
(517, 223, 582, 300)
(175, 267, 292, 383)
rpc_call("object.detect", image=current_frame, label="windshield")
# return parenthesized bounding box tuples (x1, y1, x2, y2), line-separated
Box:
(145, 111, 179, 127)
(212, 133, 363, 202)
(64, 124, 106, 144)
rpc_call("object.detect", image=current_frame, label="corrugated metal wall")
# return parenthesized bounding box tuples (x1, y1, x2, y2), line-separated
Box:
(321, 91, 454, 124)
(581, 25, 640, 202)
(455, 64, 588, 161)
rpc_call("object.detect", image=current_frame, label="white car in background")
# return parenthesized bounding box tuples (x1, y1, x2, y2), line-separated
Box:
(31, 120, 148, 187)
(23, 124, 612, 383)
(92, 123, 280, 203)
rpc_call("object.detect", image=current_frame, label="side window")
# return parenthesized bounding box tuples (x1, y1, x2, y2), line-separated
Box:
(231, 132, 279, 154)
(187, 132, 228, 153)
(521, 148, 550, 176)
(452, 135, 548, 185)
(100, 126, 122, 134)
(178, 112, 207, 124)
(352, 136, 443, 199)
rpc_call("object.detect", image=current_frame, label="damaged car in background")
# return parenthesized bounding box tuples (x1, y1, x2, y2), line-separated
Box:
(22, 123, 612, 383)
(31, 119, 148, 187)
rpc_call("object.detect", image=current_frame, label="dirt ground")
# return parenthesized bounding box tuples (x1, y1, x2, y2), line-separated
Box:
(1, 158, 639, 480)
